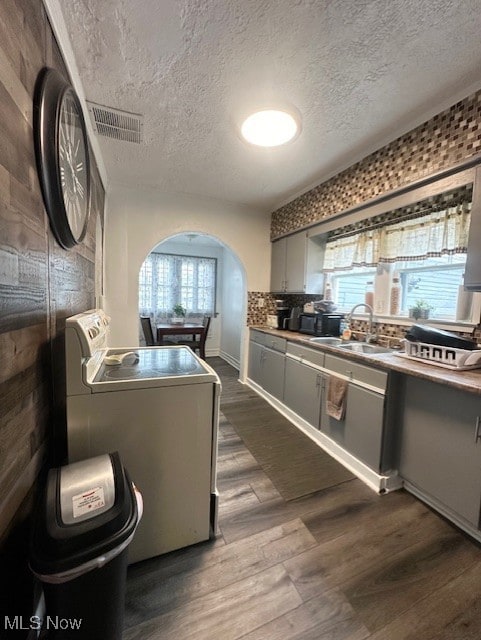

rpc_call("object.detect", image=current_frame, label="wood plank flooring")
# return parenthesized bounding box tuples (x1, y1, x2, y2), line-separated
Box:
(124, 357, 481, 640)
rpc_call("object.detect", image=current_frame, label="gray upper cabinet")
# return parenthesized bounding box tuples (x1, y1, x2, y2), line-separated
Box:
(399, 376, 481, 528)
(465, 166, 481, 290)
(270, 231, 324, 293)
(270, 238, 288, 292)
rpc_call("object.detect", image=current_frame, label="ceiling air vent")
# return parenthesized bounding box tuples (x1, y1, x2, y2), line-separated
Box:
(87, 101, 144, 143)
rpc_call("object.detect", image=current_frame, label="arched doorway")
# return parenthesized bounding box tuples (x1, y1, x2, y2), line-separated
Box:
(138, 232, 247, 371)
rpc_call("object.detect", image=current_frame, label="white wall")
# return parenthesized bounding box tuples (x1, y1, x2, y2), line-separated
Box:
(104, 185, 270, 365)
(220, 248, 244, 368)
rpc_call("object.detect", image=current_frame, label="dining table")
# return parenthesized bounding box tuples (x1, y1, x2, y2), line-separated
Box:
(156, 323, 206, 358)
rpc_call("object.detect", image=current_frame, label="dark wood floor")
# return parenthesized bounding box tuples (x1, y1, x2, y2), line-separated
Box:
(124, 357, 481, 640)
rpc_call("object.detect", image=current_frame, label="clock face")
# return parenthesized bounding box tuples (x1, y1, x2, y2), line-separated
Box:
(34, 68, 91, 249)
(58, 90, 89, 243)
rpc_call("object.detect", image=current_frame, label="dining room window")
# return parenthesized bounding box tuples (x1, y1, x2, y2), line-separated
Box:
(139, 252, 217, 320)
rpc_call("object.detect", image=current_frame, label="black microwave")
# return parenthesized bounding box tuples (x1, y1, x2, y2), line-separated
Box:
(298, 313, 343, 337)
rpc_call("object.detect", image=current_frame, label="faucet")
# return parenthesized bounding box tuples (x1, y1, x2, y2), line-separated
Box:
(348, 303, 376, 343)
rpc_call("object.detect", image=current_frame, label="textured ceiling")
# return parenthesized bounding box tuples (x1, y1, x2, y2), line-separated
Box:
(56, 0, 481, 212)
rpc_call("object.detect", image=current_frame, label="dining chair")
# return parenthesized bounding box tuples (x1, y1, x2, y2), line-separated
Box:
(140, 316, 176, 346)
(177, 315, 211, 359)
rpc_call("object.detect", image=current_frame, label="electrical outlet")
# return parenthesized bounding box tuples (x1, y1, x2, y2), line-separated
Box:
(257, 298, 265, 308)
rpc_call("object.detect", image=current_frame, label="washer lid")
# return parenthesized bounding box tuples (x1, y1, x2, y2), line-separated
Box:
(94, 346, 205, 383)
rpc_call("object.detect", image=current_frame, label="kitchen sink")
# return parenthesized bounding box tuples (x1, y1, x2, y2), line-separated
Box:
(337, 342, 392, 354)
(309, 337, 343, 345)
(308, 337, 393, 354)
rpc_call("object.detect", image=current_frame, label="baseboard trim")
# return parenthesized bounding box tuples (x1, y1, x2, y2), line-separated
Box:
(402, 480, 481, 544)
(218, 350, 240, 370)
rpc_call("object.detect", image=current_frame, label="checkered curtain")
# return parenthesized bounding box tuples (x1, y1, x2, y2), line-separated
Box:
(323, 202, 471, 271)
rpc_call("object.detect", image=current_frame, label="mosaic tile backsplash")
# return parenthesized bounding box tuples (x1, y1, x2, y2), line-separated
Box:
(247, 289, 481, 344)
(246, 292, 322, 326)
(271, 90, 481, 239)
(254, 90, 481, 340)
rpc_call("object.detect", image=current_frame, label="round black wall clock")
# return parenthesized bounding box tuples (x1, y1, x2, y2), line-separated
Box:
(34, 67, 91, 249)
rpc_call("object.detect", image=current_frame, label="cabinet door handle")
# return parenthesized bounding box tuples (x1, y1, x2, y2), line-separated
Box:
(475, 416, 481, 443)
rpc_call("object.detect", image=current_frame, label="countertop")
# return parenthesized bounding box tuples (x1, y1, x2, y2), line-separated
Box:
(251, 326, 481, 396)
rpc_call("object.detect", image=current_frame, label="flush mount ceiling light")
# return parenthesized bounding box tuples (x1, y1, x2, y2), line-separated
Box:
(240, 109, 299, 147)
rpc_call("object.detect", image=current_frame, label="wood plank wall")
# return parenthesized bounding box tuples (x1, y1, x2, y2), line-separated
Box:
(0, 0, 105, 624)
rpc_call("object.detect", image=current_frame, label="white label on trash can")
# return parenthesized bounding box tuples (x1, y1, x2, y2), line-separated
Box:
(72, 486, 106, 518)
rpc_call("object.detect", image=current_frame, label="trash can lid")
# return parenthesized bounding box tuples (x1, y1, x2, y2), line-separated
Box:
(59, 454, 117, 525)
(30, 452, 139, 576)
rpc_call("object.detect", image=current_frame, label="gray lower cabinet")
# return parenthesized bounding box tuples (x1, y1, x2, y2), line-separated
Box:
(250, 335, 392, 475)
(248, 335, 285, 401)
(399, 376, 481, 528)
(320, 381, 385, 471)
(283, 348, 389, 472)
(261, 348, 285, 400)
(283, 357, 325, 428)
(248, 340, 263, 386)
(319, 354, 388, 472)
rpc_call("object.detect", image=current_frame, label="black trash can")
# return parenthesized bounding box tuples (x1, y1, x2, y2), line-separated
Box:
(30, 451, 141, 640)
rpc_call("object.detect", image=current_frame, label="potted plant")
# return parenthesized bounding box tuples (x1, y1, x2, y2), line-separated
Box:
(409, 299, 433, 320)
(171, 304, 187, 325)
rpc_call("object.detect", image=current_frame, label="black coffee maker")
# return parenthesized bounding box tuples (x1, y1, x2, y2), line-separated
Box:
(275, 300, 290, 330)
(284, 306, 302, 331)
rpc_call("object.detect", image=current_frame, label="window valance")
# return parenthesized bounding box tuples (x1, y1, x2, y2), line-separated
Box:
(323, 199, 471, 272)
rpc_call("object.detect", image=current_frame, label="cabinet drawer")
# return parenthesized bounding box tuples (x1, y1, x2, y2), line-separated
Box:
(324, 354, 387, 391)
(250, 331, 286, 352)
(264, 334, 287, 353)
(286, 342, 325, 368)
(250, 330, 266, 345)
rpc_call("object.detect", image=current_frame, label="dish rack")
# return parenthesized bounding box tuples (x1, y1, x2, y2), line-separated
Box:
(399, 339, 481, 370)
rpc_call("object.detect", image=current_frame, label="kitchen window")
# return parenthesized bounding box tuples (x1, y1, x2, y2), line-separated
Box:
(396, 256, 466, 320)
(331, 257, 468, 320)
(331, 267, 377, 309)
(324, 186, 477, 322)
(139, 252, 217, 320)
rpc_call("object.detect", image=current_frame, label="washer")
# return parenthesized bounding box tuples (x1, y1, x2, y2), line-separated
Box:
(65, 309, 221, 563)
